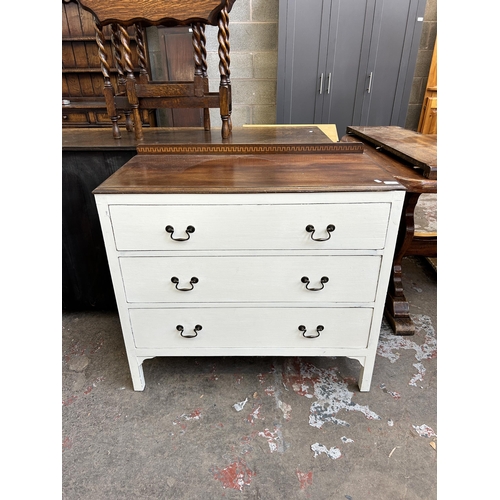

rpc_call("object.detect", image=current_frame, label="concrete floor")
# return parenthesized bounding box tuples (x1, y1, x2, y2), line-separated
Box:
(62, 256, 437, 500)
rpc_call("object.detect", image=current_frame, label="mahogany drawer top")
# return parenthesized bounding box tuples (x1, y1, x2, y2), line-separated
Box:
(93, 153, 406, 194)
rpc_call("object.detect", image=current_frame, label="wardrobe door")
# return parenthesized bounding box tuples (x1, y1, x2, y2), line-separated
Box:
(319, 0, 376, 136)
(276, 0, 331, 124)
(355, 0, 426, 130)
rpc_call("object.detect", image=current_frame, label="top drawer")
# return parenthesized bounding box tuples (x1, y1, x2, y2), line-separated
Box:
(109, 203, 391, 251)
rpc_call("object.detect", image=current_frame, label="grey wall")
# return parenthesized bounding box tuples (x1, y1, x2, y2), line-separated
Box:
(148, 0, 436, 131)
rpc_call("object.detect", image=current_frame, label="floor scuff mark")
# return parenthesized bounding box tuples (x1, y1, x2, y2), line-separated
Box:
(311, 443, 342, 460)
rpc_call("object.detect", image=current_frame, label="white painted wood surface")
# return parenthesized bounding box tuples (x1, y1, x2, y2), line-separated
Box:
(95, 190, 404, 392)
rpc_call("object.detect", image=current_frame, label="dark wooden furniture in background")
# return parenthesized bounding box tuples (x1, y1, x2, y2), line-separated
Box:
(343, 126, 437, 336)
(62, 0, 155, 131)
(76, 0, 236, 140)
(155, 26, 206, 127)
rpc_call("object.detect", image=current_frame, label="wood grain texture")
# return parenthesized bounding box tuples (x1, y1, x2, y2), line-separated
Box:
(346, 126, 437, 180)
(93, 153, 406, 194)
(77, 0, 236, 26)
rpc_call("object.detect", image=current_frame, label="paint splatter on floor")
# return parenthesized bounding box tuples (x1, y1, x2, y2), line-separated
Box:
(380, 383, 401, 399)
(246, 404, 263, 425)
(311, 443, 342, 460)
(413, 424, 437, 438)
(258, 426, 285, 453)
(296, 470, 313, 490)
(377, 315, 437, 364)
(377, 315, 436, 386)
(212, 458, 255, 491)
(233, 398, 248, 411)
(278, 400, 292, 421)
(282, 359, 381, 428)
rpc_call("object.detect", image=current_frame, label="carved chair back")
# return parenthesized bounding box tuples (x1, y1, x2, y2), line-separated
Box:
(76, 0, 236, 139)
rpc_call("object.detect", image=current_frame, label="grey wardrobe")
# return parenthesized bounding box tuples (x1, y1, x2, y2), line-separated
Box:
(276, 0, 427, 137)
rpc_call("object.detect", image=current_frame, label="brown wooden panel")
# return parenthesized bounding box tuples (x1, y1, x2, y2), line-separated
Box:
(63, 112, 91, 124)
(62, 75, 69, 95)
(85, 41, 101, 68)
(66, 74, 83, 96)
(65, 1, 84, 37)
(62, 43, 76, 68)
(62, 3, 71, 37)
(79, 2, 96, 36)
(91, 73, 105, 97)
(77, 74, 95, 97)
(158, 26, 203, 127)
(71, 41, 91, 68)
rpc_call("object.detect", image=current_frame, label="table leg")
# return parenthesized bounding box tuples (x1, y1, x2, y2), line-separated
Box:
(384, 192, 421, 335)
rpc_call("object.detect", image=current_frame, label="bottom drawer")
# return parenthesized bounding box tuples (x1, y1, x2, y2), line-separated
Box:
(129, 307, 373, 349)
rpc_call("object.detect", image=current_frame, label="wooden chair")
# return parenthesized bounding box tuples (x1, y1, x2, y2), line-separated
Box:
(77, 0, 235, 140)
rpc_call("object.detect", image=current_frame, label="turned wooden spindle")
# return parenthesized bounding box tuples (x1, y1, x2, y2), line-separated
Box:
(94, 18, 121, 139)
(118, 24, 144, 141)
(111, 23, 133, 132)
(217, 5, 231, 138)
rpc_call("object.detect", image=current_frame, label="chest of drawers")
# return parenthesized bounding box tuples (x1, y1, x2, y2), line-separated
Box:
(94, 151, 405, 391)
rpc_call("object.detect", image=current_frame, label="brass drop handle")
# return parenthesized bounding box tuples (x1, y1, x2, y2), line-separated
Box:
(165, 225, 195, 241)
(301, 276, 329, 291)
(171, 276, 199, 291)
(176, 324, 202, 338)
(298, 325, 324, 338)
(305, 224, 335, 241)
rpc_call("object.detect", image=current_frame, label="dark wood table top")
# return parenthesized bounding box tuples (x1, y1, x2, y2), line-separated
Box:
(346, 126, 437, 180)
(63, 126, 360, 153)
(93, 152, 406, 195)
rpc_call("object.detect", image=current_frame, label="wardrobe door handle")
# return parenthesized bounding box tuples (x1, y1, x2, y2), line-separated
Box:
(298, 325, 324, 338)
(301, 276, 329, 291)
(165, 225, 195, 241)
(319, 73, 324, 94)
(171, 276, 199, 291)
(305, 224, 335, 241)
(176, 324, 202, 338)
(327, 72, 331, 94)
(367, 71, 373, 94)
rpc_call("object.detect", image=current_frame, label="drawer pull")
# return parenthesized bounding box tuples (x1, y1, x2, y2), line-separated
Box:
(165, 225, 195, 241)
(301, 276, 329, 291)
(171, 276, 199, 291)
(305, 224, 335, 241)
(298, 325, 324, 338)
(176, 324, 202, 338)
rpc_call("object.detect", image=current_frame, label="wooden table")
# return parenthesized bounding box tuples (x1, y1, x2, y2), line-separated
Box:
(342, 126, 437, 335)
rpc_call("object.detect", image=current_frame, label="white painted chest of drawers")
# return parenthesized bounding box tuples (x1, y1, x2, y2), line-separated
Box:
(94, 151, 405, 391)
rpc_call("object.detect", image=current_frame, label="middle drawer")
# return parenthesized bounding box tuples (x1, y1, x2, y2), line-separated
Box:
(119, 255, 382, 303)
